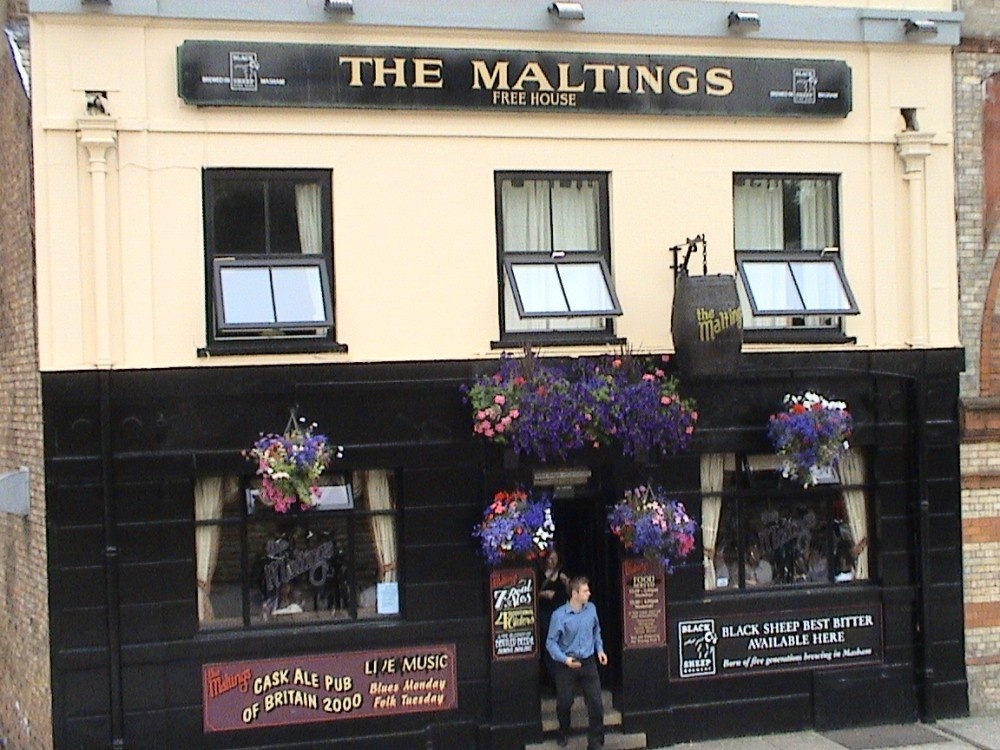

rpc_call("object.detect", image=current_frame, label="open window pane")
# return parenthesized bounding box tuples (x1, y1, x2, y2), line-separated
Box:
(219, 267, 276, 324)
(560, 263, 617, 312)
(790, 262, 853, 311)
(741, 261, 804, 312)
(510, 264, 569, 314)
(272, 266, 328, 323)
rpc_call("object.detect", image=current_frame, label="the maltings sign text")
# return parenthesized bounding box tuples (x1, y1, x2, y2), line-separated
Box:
(177, 41, 852, 118)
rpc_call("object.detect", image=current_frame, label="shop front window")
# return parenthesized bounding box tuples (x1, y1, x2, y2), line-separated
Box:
(203, 168, 344, 354)
(194, 470, 399, 629)
(733, 174, 858, 342)
(495, 172, 622, 345)
(700, 453, 870, 591)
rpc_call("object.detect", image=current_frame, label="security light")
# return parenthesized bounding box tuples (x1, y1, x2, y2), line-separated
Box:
(324, 0, 354, 13)
(549, 2, 585, 21)
(728, 11, 761, 32)
(904, 19, 938, 39)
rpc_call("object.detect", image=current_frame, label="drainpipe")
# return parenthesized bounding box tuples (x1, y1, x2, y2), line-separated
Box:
(895, 127, 934, 348)
(78, 115, 125, 749)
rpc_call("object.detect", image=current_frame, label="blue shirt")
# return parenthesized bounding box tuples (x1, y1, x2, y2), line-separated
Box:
(546, 602, 605, 664)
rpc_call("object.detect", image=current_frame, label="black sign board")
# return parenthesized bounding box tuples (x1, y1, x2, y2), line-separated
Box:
(671, 604, 882, 680)
(489, 567, 537, 660)
(177, 41, 852, 118)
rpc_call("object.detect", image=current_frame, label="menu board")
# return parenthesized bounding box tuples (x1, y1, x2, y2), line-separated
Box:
(621, 557, 667, 649)
(202, 644, 457, 732)
(490, 566, 537, 660)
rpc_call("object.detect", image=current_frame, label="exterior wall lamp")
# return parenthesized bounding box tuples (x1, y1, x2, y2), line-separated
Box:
(324, 0, 354, 13)
(904, 19, 938, 39)
(728, 11, 761, 32)
(549, 2, 585, 21)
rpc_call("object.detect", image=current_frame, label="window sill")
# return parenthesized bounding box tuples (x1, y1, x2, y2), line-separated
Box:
(198, 340, 349, 357)
(492, 333, 625, 349)
(742, 329, 856, 345)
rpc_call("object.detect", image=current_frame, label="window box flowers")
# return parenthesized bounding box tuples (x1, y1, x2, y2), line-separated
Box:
(462, 352, 698, 462)
(768, 391, 853, 487)
(245, 418, 343, 513)
(473, 489, 556, 567)
(607, 484, 698, 572)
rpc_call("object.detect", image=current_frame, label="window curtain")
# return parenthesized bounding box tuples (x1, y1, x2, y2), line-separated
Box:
(195, 475, 237, 622)
(796, 179, 837, 325)
(838, 450, 869, 580)
(363, 470, 397, 582)
(294, 182, 322, 255)
(701, 454, 725, 591)
(501, 179, 602, 332)
(735, 179, 785, 329)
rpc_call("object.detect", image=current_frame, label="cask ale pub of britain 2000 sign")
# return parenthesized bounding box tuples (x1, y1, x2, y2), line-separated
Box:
(177, 41, 852, 118)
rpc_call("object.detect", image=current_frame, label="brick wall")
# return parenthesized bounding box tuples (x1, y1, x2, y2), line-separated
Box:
(0, 22, 52, 750)
(956, 2, 1000, 711)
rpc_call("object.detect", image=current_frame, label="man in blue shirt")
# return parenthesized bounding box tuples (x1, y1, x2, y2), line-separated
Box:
(545, 576, 607, 749)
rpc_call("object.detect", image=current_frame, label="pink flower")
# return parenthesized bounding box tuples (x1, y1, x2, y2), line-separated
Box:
(685, 425, 694, 434)
(612, 358, 623, 368)
(642, 373, 655, 381)
(509, 409, 520, 419)
(654, 369, 665, 377)
(496, 423, 506, 433)
(494, 394, 506, 405)
(661, 396, 672, 405)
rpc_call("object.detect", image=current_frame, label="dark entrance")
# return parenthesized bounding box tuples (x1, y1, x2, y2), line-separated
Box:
(547, 479, 622, 690)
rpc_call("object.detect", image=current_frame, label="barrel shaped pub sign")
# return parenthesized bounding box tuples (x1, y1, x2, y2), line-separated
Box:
(671, 274, 743, 379)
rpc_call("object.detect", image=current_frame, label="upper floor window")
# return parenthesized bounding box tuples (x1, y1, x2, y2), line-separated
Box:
(495, 172, 621, 345)
(195, 470, 399, 629)
(203, 169, 344, 354)
(733, 174, 858, 342)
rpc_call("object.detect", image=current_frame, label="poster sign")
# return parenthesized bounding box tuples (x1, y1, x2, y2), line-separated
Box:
(621, 557, 667, 649)
(672, 604, 882, 680)
(490, 566, 537, 660)
(202, 644, 457, 732)
(178, 41, 852, 118)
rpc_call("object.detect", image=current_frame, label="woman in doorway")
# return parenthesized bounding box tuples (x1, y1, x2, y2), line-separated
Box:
(538, 549, 570, 690)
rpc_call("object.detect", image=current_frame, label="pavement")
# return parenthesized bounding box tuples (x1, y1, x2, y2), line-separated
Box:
(660, 713, 1000, 750)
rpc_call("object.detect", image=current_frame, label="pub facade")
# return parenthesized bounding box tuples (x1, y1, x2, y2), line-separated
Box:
(27, 1, 967, 748)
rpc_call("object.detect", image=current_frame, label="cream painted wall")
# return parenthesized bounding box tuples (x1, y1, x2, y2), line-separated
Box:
(31, 16, 961, 371)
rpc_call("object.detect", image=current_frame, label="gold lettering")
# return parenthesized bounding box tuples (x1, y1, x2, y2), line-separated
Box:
(582, 63, 616, 93)
(669, 65, 698, 95)
(413, 57, 444, 88)
(557, 63, 586, 92)
(339, 56, 372, 87)
(635, 65, 664, 95)
(373, 57, 408, 88)
(471, 59, 510, 90)
(706, 67, 734, 96)
(513, 62, 554, 91)
(616, 64, 631, 93)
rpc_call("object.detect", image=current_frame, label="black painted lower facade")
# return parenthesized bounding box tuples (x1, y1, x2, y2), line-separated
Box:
(43, 348, 969, 750)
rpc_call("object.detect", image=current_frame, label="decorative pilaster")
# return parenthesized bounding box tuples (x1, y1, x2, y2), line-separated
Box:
(77, 117, 118, 368)
(895, 130, 935, 348)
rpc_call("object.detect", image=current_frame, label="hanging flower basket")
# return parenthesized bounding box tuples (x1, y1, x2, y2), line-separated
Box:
(461, 352, 698, 462)
(473, 488, 556, 567)
(245, 417, 343, 513)
(607, 484, 698, 573)
(767, 391, 853, 487)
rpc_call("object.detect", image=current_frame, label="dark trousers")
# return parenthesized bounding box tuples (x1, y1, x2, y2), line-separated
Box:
(552, 656, 604, 745)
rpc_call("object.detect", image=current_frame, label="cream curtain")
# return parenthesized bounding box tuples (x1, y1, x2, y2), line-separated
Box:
(195, 475, 237, 622)
(701, 454, 725, 590)
(294, 182, 322, 255)
(364, 470, 398, 583)
(838, 450, 869, 580)
(735, 179, 784, 330)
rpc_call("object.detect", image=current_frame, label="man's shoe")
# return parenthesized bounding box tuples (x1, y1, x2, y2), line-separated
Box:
(556, 733, 568, 747)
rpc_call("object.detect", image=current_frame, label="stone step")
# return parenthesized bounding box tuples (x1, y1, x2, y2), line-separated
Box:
(524, 731, 647, 750)
(540, 690, 622, 732)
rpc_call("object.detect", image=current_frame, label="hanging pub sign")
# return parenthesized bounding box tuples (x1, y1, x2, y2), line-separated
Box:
(621, 557, 667, 649)
(670, 604, 882, 680)
(177, 41, 852, 118)
(490, 566, 537, 660)
(202, 644, 457, 732)
(670, 273, 743, 379)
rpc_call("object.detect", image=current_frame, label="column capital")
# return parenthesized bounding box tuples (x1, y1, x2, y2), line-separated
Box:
(77, 117, 118, 158)
(895, 130, 935, 174)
